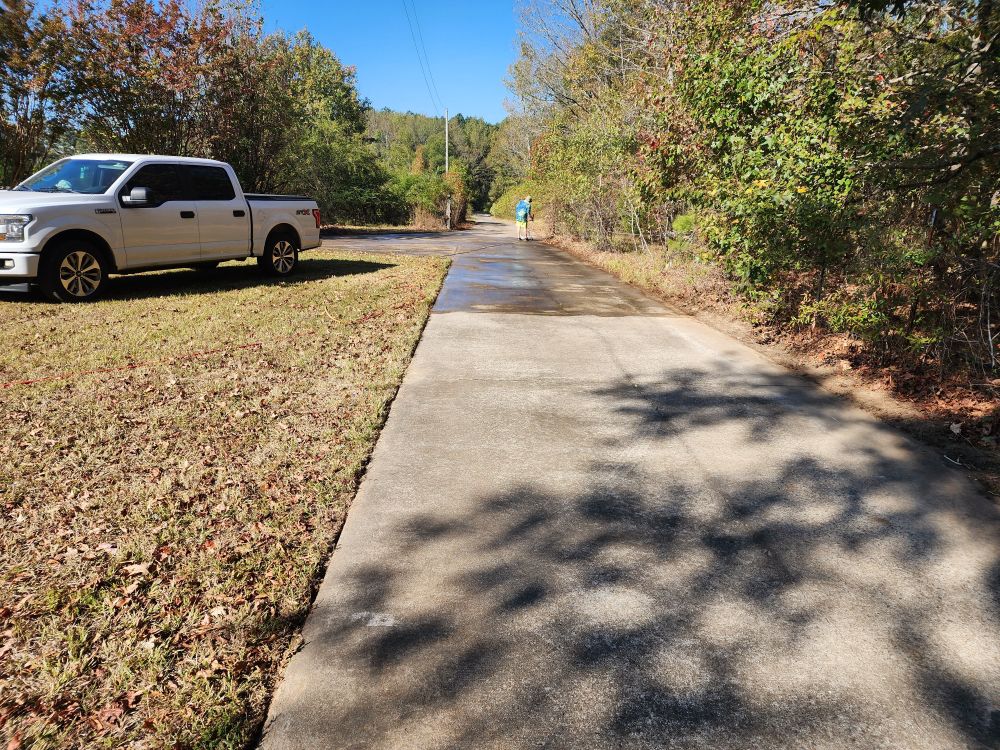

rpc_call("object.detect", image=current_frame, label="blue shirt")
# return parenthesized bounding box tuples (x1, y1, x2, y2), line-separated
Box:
(516, 200, 531, 222)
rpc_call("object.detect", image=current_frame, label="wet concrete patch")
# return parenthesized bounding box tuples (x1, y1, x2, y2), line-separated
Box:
(435, 246, 671, 317)
(323, 219, 673, 317)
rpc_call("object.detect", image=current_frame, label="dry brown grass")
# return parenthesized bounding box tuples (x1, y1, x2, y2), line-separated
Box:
(0, 249, 448, 749)
(547, 234, 735, 316)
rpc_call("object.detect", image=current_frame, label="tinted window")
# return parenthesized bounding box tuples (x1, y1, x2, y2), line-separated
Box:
(122, 164, 184, 204)
(177, 165, 236, 201)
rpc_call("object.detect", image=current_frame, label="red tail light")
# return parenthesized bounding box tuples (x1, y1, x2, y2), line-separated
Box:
(312, 209, 321, 228)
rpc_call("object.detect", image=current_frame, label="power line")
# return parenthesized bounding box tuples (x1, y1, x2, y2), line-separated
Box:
(401, 0, 442, 115)
(405, 0, 444, 114)
(406, 0, 444, 115)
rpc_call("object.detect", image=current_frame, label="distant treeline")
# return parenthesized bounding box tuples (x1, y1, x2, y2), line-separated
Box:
(504, 0, 1000, 377)
(365, 110, 529, 225)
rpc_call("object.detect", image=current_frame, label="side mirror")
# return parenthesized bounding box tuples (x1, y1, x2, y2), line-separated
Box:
(122, 186, 150, 206)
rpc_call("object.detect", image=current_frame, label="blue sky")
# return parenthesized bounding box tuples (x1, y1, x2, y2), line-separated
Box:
(261, 1, 519, 123)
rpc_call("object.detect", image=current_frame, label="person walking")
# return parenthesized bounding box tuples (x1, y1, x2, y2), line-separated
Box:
(515, 196, 533, 241)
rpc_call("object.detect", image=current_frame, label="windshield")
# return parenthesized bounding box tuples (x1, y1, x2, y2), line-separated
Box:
(15, 158, 133, 194)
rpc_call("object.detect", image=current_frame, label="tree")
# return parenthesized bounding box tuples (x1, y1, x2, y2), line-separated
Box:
(449, 114, 499, 209)
(0, 0, 73, 185)
(290, 31, 368, 135)
(287, 32, 397, 222)
(66, 0, 231, 155)
(207, 20, 300, 191)
(486, 111, 535, 205)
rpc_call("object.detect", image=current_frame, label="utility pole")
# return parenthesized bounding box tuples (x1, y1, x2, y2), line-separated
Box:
(445, 108, 451, 230)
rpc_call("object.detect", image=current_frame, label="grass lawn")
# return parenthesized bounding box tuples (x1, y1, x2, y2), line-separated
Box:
(0, 249, 448, 748)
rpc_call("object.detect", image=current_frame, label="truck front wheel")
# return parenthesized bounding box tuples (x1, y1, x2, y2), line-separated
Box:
(39, 240, 109, 302)
(258, 233, 299, 277)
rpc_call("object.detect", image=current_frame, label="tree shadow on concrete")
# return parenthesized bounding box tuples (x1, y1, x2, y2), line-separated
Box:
(263, 364, 1000, 749)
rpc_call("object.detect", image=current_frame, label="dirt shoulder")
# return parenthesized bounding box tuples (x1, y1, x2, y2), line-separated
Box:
(545, 233, 1000, 499)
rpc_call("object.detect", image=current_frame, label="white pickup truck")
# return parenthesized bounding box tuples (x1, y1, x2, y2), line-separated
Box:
(0, 154, 322, 301)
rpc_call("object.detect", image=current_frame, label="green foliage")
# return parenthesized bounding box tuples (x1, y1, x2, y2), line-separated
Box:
(297, 118, 402, 224)
(513, 0, 1000, 372)
(486, 115, 533, 205)
(386, 165, 469, 227)
(393, 172, 451, 215)
(491, 181, 546, 220)
(671, 213, 695, 235)
(206, 23, 301, 193)
(796, 294, 891, 341)
(290, 31, 367, 135)
(489, 186, 521, 220)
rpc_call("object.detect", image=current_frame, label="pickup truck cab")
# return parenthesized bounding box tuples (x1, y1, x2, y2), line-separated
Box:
(0, 154, 322, 301)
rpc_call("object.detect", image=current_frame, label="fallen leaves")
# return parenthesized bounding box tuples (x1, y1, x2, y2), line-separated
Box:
(0, 250, 448, 749)
(123, 562, 152, 577)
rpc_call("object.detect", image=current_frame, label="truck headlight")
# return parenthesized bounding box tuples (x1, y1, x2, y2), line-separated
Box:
(0, 215, 32, 242)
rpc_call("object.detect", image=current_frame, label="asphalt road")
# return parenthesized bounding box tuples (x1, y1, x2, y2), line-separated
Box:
(261, 216, 1000, 749)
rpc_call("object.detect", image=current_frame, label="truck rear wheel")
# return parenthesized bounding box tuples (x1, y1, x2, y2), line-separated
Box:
(39, 240, 109, 302)
(258, 233, 299, 277)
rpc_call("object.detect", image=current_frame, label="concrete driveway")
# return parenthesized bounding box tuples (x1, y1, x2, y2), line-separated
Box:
(261, 216, 1000, 749)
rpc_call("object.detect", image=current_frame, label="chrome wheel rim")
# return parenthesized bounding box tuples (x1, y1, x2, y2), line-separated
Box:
(273, 240, 296, 273)
(59, 250, 102, 298)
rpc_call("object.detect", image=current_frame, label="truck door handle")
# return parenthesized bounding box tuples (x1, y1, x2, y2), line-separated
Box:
(180, 211, 195, 219)
(233, 210, 246, 217)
